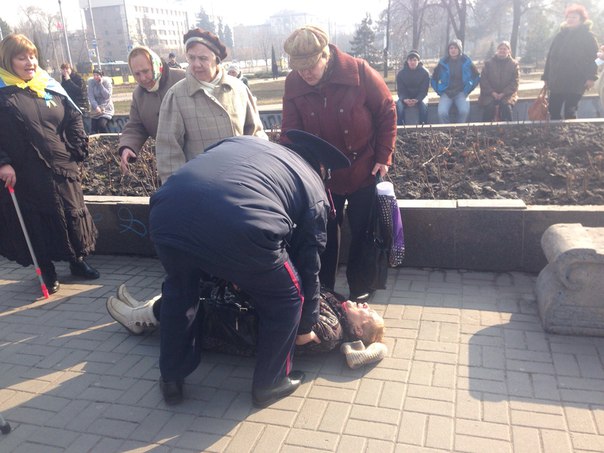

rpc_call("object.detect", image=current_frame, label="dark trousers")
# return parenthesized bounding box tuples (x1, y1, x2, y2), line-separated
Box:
(482, 102, 513, 122)
(319, 184, 374, 298)
(548, 92, 583, 120)
(154, 244, 303, 389)
(91, 117, 110, 133)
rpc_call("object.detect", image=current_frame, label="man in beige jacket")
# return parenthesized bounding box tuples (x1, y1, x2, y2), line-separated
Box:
(156, 28, 266, 183)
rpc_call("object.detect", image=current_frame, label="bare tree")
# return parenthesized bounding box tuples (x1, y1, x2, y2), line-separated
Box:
(439, 0, 467, 43)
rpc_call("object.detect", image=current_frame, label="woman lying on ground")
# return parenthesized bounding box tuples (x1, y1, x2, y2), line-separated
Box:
(107, 282, 387, 369)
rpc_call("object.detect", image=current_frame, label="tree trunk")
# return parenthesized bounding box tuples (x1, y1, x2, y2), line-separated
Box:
(510, 0, 522, 58)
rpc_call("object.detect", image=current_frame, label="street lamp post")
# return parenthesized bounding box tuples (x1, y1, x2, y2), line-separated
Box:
(87, 0, 102, 68)
(58, 0, 73, 66)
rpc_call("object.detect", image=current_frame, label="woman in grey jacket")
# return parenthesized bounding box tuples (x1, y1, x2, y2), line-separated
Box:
(87, 68, 114, 133)
(118, 46, 185, 174)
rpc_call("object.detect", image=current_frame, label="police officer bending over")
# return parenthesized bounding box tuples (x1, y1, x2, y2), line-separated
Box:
(148, 131, 350, 407)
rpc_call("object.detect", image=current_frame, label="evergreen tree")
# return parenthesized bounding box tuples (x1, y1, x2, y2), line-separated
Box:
(223, 24, 234, 48)
(217, 17, 224, 42)
(350, 14, 380, 66)
(196, 7, 215, 33)
(0, 17, 11, 39)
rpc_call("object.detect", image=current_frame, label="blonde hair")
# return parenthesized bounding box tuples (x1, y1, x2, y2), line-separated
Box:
(0, 34, 37, 75)
(360, 315, 385, 345)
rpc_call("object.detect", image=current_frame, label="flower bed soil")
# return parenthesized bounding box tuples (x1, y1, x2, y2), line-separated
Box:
(83, 122, 604, 205)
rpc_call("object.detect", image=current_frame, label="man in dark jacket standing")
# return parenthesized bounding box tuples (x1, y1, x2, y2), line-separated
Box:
(149, 131, 350, 408)
(431, 39, 480, 123)
(395, 50, 430, 125)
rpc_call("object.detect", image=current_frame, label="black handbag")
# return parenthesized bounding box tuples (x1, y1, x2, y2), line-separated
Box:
(357, 175, 391, 291)
(200, 281, 258, 357)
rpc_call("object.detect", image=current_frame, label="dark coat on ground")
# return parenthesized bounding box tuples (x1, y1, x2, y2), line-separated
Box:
(61, 71, 88, 111)
(396, 62, 430, 102)
(149, 135, 331, 332)
(0, 86, 97, 265)
(542, 22, 599, 94)
(479, 55, 520, 106)
(118, 64, 185, 156)
(281, 45, 396, 195)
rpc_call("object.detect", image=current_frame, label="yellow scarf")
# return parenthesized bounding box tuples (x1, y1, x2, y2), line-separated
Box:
(0, 67, 51, 99)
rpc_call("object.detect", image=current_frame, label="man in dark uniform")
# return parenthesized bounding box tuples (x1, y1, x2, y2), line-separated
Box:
(149, 131, 350, 407)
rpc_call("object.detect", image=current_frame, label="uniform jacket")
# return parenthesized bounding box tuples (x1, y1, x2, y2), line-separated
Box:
(155, 70, 267, 183)
(281, 45, 396, 195)
(478, 55, 519, 106)
(87, 76, 114, 118)
(431, 54, 480, 96)
(542, 22, 599, 94)
(150, 136, 330, 333)
(118, 64, 185, 155)
(396, 62, 430, 102)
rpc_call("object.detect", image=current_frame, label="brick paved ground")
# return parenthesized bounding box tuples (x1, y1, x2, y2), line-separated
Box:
(2, 255, 604, 452)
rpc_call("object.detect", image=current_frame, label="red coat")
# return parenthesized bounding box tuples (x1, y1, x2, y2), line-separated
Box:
(281, 45, 396, 195)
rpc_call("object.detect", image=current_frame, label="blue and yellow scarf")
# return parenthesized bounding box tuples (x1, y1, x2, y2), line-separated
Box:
(0, 66, 77, 110)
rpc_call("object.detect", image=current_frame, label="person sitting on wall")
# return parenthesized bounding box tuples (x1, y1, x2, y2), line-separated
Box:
(395, 50, 430, 125)
(478, 40, 519, 122)
(431, 39, 480, 124)
(87, 68, 114, 133)
(227, 63, 249, 87)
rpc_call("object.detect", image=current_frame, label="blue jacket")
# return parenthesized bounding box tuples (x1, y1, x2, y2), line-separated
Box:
(431, 54, 480, 96)
(150, 135, 330, 333)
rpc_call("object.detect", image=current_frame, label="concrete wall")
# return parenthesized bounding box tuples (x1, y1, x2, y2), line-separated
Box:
(86, 195, 604, 274)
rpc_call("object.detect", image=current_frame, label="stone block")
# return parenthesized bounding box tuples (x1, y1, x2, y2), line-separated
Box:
(536, 223, 604, 335)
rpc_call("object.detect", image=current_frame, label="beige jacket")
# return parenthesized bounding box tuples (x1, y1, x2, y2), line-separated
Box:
(156, 70, 267, 182)
(118, 66, 185, 154)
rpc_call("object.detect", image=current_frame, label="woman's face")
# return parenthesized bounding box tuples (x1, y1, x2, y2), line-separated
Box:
(130, 54, 155, 90)
(186, 42, 218, 83)
(565, 12, 583, 28)
(341, 300, 381, 332)
(496, 44, 510, 59)
(11, 51, 38, 82)
(297, 56, 328, 86)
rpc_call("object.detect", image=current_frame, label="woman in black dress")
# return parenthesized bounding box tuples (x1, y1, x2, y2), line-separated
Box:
(0, 34, 99, 294)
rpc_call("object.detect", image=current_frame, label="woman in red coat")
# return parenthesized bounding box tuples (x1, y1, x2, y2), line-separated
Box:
(281, 25, 396, 301)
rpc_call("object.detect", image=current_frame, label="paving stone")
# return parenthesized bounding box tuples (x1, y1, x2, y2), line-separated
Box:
(3, 257, 604, 453)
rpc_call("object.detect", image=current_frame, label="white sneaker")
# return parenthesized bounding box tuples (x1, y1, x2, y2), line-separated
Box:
(106, 296, 158, 335)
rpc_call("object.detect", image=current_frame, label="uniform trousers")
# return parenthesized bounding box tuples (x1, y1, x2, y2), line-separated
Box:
(154, 244, 303, 390)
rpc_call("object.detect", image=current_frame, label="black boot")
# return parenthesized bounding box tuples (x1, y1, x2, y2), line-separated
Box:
(252, 371, 305, 408)
(41, 262, 60, 295)
(159, 377, 184, 405)
(69, 257, 100, 280)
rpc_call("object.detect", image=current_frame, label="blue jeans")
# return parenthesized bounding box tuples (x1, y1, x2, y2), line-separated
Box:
(396, 99, 429, 125)
(437, 92, 470, 123)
